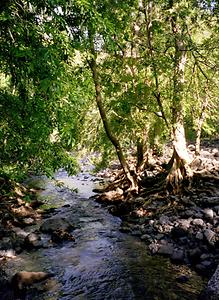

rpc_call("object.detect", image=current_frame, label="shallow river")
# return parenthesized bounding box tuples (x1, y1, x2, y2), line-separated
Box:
(7, 170, 205, 300)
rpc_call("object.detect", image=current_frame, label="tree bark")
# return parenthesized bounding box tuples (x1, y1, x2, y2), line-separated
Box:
(195, 97, 208, 156)
(143, 0, 169, 128)
(88, 36, 138, 191)
(166, 16, 193, 193)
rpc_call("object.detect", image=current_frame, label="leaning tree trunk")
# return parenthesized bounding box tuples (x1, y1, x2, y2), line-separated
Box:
(88, 36, 138, 191)
(166, 17, 193, 193)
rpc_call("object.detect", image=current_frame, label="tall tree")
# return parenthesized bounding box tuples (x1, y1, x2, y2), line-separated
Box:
(0, 0, 78, 177)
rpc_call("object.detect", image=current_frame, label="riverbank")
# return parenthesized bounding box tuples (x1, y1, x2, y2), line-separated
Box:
(95, 140, 219, 280)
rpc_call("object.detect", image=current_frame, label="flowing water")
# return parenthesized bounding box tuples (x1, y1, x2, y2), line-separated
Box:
(6, 170, 206, 300)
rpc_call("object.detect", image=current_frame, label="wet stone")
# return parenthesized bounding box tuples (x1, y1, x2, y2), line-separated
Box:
(40, 217, 74, 233)
(24, 233, 42, 249)
(132, 230, 142, 237)
(120, 226, 131, 233)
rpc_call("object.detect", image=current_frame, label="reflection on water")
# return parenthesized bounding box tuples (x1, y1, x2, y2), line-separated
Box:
(8, 171, 206, 300)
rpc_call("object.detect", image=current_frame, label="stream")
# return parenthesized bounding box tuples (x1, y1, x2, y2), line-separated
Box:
(6, 170, 206, 300)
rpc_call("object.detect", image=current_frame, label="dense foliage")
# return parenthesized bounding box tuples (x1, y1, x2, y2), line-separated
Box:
(0, 0, 218, 181)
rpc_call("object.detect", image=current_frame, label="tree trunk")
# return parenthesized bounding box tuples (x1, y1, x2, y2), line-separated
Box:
(143, 0, 168, 128)
(136, 138, 144, 171)
(167, 122, 193, 193)
(88, 37, 138, 191)
(136, 123, 150, 172)
(195, 97, 208, 156)
(166, 16, 193, 193)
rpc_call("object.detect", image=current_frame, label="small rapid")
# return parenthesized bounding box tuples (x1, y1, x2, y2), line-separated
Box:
(6, 170, 205, 300)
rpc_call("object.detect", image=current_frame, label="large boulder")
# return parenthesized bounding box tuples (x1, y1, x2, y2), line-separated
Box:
(199, 264, 219, 300)
(40, 217, 74, 233)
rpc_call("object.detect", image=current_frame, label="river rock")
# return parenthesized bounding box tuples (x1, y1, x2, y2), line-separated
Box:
(149, 242, 159, 254)
(213, 217, 219, 226)
(158, 243, 174, 256)
(193, 218, 204, 227)
(194, 211, 204, 219)
(204, 229, 216, 246)
(51, 229, 75, 243)
(40, 217, 74, 233)
(0, 249, 16, 259)
(25, 233, 42, 248)
(183, 210, 194, 218)
(196, 232, 204, 240)
(188, 247, 202, 263)
(22, 217, 36, 225)
(199, 264, 219, 299)
(171, 249, 184, 263)
(159, 215, 170, 225)
(120, 226, 131, 233)
(171, 226, 188, 238)
(203, 209, 214, 220)
(214, 206, 219, 215)
(140, 234, 152, 243)
(0, 237, 13, 250)
(162, 224, 173, 233)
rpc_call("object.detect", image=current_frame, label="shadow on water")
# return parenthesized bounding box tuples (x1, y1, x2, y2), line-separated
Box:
(6, 170, 206, 300)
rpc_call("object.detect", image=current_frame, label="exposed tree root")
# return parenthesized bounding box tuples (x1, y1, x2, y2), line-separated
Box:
(194, 172, 219, 182)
